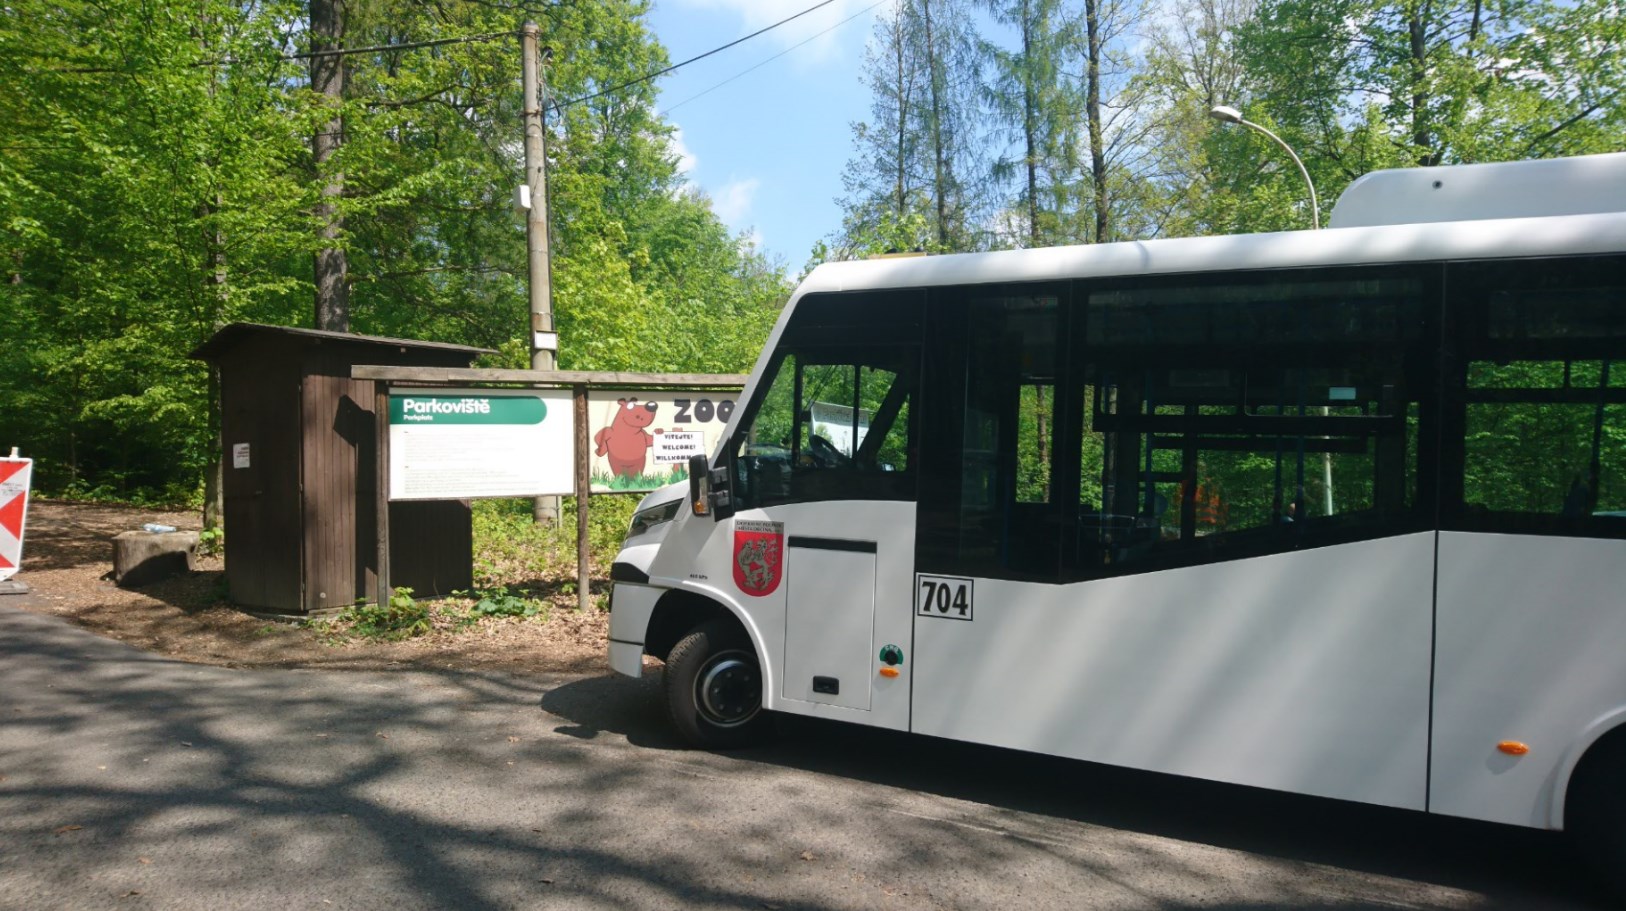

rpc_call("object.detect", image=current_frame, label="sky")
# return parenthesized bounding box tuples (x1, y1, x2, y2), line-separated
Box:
(642, 0, 890, 273)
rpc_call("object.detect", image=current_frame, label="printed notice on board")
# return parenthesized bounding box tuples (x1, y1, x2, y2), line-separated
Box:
(653, 431, 704, 464)
(387, 389, 574, 500)
(232, 443, 251, 469)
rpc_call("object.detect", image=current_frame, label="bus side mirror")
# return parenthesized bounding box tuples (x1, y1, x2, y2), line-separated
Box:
(687, 454, 737, 521)
(688, 454, 711, 518)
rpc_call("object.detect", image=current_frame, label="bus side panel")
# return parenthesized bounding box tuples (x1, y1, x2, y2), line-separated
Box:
(911, 534, 1434, 811)
(1432, 532, 1626, 829)
(651, 500, 917, 732)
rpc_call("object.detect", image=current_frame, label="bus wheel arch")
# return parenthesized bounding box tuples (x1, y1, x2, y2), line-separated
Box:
(1564, 722, 1626, 897)
(644, 590, 741, 662)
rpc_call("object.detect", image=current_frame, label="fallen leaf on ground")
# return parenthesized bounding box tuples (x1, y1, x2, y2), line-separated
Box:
(138, 858, 152, 865)
(121, 891, 141, 899)
(180, 741, 192, 747)
(54, 825, 83, 835)
(799, 851, 816, 861)
(539, 878, 554, 885)
(507, 736, 519, 743)
(375, 732, 389, 739)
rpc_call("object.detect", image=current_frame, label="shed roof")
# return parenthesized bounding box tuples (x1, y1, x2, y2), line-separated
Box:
(191, 322, 492, 363)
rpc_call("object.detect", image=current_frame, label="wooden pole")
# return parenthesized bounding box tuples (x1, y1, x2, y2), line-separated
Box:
(573, 384, 590, 612)
(522, 22, 560, 527)
(374, 383, 392, 606)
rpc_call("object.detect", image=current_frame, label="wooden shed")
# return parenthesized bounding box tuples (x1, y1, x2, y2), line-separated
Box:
(192, 323, 492, 615)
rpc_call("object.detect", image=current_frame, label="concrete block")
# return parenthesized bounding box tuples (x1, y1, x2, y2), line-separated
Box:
(112, 530, 200, 588)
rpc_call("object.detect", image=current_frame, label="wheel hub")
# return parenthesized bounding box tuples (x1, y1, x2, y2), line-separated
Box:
(697, 652, 760, 727)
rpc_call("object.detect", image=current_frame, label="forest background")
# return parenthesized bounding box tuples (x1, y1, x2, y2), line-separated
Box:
(3, 0, 1624, 519)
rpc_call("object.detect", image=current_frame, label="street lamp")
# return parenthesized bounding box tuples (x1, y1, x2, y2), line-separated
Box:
(1209, 104, 1332, 517)
(1208, 105, 1320, 229)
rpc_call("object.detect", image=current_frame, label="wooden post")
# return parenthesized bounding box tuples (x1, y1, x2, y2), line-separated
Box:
(522, 22, 560, 527)
(375, 383, 392, 606)
(573, 384, 590, 611)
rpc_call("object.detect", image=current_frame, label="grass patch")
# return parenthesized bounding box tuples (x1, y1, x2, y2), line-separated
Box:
(590, 466, 688, 492)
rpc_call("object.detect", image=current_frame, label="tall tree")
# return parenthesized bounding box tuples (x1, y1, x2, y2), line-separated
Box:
(980, 0, 1083, 248)
(832, 0, 986, 258)
(1237, 0, 1626, 179)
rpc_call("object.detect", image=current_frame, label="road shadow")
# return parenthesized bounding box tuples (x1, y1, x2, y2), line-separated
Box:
(540, 671, 1615, 909)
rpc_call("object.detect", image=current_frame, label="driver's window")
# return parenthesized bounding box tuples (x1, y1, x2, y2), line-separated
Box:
(733, 348, 916, 508)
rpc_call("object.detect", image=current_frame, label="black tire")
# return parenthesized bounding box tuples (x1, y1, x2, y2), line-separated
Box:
(1567, 734, 1626, 899)
(664, 619, 771, 749)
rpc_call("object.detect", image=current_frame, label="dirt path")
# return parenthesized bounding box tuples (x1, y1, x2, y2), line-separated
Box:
(9, 500, 610, 674)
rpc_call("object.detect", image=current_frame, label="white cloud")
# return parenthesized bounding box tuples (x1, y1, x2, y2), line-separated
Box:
(668, 0, 881, 67)
(712, 177, 761, 225)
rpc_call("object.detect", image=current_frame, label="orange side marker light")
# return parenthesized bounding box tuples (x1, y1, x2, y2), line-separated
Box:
(879, 666, 900, 678)
(1497, 741, 1530, 756)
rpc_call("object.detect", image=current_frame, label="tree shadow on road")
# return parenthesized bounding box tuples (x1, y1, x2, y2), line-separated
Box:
(540, 670, 1615, 910)
(2, 602, 1613, 911)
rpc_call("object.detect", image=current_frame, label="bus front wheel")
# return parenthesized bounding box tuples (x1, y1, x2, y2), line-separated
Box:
(1568, 733, 1626, 898)
(664, 619, 771, 749)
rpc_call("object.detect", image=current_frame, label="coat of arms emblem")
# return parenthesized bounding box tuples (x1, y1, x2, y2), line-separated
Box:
(732, 520, 784, 597)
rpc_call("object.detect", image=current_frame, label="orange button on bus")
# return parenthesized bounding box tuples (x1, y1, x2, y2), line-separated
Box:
(1497, 741, 1530, 755)
(879, 666, 900, 678)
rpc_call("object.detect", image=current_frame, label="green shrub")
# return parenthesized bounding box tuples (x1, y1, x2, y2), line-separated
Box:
(340, 587, 431, 640)
(197, 526, 224, 556)
(459, 585, 547, 626)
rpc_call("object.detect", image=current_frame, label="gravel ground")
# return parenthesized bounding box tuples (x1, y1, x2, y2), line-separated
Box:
(10, 500, 612, 674)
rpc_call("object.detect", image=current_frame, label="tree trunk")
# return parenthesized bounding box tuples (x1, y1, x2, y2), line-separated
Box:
(922, 0, 950, 249)
(894, 7, 909, 221)
(202, 195, 227, 531)
(1408, 8, 1437, 166)
(311, 0, 349, 332)
(1022, 0, 1040, 248)
(1085, 0, 1109, 243)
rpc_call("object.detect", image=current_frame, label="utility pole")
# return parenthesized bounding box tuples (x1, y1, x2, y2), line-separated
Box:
(522, 21, 560, 525)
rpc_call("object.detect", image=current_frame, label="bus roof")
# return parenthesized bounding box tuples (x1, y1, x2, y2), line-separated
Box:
(1328, 152, 1626, 228)
(796, 208, 1626, 300)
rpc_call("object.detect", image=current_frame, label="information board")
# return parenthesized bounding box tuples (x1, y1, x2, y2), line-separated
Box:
(388, 389, 574, 500)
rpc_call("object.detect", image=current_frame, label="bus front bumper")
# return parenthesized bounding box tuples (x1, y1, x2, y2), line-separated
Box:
(608, 581, 662, 678)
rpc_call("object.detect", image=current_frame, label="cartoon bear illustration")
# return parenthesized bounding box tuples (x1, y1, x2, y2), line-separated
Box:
(594, 398, 663, 479)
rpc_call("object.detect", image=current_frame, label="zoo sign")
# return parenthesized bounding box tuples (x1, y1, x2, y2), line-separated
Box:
(587, 390, 738, 493)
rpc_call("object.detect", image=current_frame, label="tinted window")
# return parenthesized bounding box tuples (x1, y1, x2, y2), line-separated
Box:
(1445, 255, 1626, 537)
(1066, 269, 1433, 580)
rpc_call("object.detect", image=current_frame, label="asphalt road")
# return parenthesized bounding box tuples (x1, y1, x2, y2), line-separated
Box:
(0, 602, 1614, 911)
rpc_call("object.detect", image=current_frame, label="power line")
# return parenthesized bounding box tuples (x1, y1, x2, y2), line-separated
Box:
(558, 0, 840, 109)
(660, 0, 884, 117)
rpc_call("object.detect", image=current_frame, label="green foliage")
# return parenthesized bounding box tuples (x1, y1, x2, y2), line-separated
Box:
(470, 496, 638, 591)
(341, 587, 431, 640)
(5, 0, 788, 507)
(197, 526, 224, 557)
(460, 586, 546, 625)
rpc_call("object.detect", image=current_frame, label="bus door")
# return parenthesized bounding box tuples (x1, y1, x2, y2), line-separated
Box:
(727, 333, 920, 731)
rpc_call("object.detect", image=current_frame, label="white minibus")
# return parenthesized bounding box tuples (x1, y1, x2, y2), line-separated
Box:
(607, 153, 1626, 891)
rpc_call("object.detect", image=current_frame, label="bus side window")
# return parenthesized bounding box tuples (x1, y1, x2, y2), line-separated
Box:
(1449, 256, 1626, 535)
(732, 348, 917, 509)
(1068, 270, 1429, 580)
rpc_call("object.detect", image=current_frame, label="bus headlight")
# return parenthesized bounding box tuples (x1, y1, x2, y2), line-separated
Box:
(628, 498, 681, 539)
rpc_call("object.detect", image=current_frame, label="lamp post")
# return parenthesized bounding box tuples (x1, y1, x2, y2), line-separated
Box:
(1208, 105, 1320, 229)
(1209, 104, 1332, 517)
